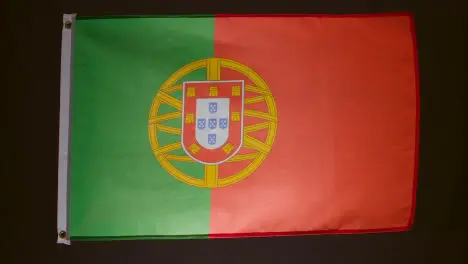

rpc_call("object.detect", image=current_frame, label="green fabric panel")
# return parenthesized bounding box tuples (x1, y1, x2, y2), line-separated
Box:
(70, 17, 215, 238)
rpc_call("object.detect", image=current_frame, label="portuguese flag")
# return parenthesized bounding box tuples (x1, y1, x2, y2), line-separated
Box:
(57, 13, 419, 244)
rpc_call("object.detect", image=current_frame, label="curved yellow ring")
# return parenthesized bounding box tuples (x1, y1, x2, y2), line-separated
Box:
(148, 58, 278, 188)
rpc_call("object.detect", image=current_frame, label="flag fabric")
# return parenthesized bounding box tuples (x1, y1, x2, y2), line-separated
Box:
(57, 13, 419, 243)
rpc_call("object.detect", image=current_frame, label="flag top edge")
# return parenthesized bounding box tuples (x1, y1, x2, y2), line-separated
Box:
(73, 12, 412, 20)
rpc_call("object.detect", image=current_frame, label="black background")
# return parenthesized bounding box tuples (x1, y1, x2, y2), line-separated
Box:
(6, 0, 468, 263)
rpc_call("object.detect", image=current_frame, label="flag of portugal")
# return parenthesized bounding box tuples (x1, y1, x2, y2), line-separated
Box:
(57, 13, 419, 244)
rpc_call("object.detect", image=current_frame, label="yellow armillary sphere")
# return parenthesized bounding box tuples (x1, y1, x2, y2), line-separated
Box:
(148, 58, 278, 188)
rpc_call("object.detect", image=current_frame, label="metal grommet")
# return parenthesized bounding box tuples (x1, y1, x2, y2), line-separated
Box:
(64, 21, 72, 29)
(59, 230, 67, 239)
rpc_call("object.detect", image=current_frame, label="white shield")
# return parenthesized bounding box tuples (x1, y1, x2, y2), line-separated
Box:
(195, 98, 230, 149)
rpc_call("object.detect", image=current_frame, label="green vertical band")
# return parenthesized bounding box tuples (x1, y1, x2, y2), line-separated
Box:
(70, 17, 215, 239)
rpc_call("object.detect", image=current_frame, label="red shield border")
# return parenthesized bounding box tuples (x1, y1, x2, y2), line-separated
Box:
(181, 80, 244, 164)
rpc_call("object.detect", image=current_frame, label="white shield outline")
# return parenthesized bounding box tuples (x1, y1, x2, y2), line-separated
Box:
(181, 80, 245, 165)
